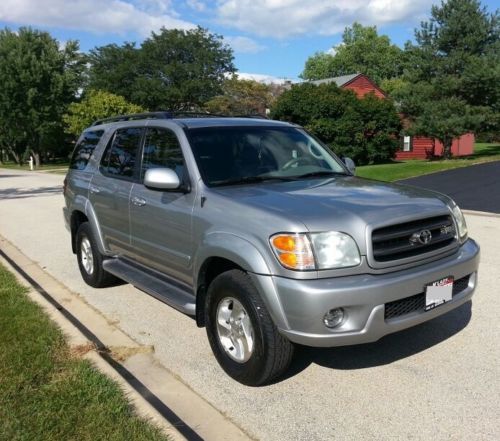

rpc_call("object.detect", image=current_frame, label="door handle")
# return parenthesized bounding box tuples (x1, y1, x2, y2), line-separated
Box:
(89, 185, 100, 194)
(131, 196, 146, 207)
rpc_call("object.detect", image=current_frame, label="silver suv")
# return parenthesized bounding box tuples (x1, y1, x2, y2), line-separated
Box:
(64, 112, 480, 386)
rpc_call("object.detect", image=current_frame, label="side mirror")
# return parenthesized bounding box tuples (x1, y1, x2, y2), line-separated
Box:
(144, 168, 180, 190)
(342, 157, 356, 175)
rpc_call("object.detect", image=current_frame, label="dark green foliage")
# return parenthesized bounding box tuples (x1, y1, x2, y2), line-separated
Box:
(301, 23, 404, 84)
(271, 84, 401, 165)
(0, 27, 85, 164)
(88, 27, 235, 111)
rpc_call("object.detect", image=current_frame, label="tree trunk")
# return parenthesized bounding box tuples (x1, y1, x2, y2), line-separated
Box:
(7, 146, 21, 165)
(442, 137, 453, 159)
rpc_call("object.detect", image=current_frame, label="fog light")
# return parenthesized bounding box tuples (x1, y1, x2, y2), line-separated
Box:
(323, 308, 345, 328)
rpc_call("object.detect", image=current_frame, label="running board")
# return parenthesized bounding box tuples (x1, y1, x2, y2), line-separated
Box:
(103, 259, 196, 315)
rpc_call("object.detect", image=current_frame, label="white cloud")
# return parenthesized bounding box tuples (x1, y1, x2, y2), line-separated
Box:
(0, 0, 195, 37)
(225, 36, 266, 53)
(214, 0, 433, 38)
(235, 72, 292, 84)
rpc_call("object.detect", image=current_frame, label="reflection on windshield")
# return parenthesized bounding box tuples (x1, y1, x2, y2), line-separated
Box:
(187, 126, 347, 186)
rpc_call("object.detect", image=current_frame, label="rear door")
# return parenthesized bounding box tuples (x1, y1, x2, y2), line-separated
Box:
(89, 126, 143, 256)
(129, 126, 196, 285)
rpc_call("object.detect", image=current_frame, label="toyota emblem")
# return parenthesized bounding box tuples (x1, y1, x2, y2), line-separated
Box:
(409, 229, 432, 245)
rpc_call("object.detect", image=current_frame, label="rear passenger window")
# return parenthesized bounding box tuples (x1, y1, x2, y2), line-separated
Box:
(69, 130, 104, 170)
(141, 128, 185, 180)
(100, 128, 143, 179)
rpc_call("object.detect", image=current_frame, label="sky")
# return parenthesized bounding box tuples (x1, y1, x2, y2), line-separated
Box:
(0, 0, 497, 83)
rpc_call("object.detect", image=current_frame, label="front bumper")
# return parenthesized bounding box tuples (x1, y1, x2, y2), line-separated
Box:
(251, 239, 480, 347)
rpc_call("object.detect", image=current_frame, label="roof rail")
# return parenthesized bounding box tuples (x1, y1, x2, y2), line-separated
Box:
(91, 111, 173, 126)
(91, 110, 269, 126)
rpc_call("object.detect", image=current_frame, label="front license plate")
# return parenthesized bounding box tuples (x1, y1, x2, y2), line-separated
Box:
(425, 276, 454, 311)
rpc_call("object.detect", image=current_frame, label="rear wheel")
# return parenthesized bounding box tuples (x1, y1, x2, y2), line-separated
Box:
(205, 269, 294, 386)
(76, 222, 118, 288)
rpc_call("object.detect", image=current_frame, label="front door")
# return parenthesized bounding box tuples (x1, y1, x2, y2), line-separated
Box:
(129, 127, 196, 285)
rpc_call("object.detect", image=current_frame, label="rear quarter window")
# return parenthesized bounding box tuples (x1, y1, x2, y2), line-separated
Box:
(69, 130, 105, 171)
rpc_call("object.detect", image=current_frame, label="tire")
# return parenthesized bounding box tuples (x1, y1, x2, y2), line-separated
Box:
(205, 269, 294, 386)
(75, 222, 119, 288)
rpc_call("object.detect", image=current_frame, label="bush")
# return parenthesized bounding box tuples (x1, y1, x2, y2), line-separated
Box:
(271, 83, 401, 165)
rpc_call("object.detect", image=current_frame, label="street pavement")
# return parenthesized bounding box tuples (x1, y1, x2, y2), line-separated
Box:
(399, 161, 500, 214)
(0, 168, 499, 441)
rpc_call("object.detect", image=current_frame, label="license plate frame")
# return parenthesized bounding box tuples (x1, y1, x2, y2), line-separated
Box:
(425, 276, 454, 311)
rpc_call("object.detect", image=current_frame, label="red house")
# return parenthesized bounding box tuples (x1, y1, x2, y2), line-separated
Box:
(310, 73, 474, 159)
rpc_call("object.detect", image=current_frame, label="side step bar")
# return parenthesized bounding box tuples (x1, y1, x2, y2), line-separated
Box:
(103, 259, 196, 315)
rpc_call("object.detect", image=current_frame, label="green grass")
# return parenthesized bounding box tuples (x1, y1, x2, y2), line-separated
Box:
(0, 263, 169, 441)
(357, 142, 500, 182)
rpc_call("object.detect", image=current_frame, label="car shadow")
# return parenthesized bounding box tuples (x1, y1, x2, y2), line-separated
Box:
(278, 301, 472, 382)
(0, 186, 62, 200)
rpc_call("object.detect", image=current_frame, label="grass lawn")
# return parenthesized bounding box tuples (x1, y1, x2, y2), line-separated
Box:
(357, 142, 500, 182)
(0, 262, 169, 441)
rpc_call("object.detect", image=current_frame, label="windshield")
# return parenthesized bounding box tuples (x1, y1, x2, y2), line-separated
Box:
(186, 126, 348, 186)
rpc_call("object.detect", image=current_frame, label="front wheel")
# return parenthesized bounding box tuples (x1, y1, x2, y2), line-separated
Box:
(205, 270, 294, 386)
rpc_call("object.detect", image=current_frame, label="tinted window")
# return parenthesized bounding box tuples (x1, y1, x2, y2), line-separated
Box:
(69, 130, 104, 170)
(141, 128, 185, 180)
(100, 128, 143, 179)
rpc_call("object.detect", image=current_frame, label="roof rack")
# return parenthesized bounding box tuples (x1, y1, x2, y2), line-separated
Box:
(91, 111, 268, 126)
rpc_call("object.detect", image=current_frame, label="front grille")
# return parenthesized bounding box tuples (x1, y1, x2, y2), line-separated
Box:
(372, 215, 456, 263)
(384, 274, 471, 320)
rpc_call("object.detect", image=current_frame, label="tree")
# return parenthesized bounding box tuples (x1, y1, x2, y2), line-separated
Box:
(271, 83, 401, 164)
(204, 75, 274, 115)
(398, 0, 499, 151)
(0, 27, 84, 165)
(88, 27, 235, 111)
(63, 90, 144, 136)
(301, 23, 404, 83)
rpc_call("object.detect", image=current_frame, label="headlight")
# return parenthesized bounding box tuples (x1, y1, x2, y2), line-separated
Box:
(450, 203, 468, 242)
(270, 231, 361, 270)
(310, 231, 361, 269)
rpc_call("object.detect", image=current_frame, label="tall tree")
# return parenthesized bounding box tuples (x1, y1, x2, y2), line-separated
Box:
(0, 28, 84, 165)
(301, 23, 404, 83)
(88, 27, 235, 111)
(204, 76, 274, 115)
(398, 0, 499, 156)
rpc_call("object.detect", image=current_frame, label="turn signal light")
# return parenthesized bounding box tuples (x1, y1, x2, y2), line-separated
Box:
(270, 234, 315, 270)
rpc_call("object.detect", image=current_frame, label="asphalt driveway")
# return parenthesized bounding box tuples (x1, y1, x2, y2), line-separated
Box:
(399, 161, 500, 214)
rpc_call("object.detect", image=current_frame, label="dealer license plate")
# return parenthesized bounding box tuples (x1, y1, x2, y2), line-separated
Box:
(425, 276, 454, 311)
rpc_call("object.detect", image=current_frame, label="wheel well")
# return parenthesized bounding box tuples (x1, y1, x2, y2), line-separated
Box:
(196, 257, 243, 327)
(70, 211, 88, 253)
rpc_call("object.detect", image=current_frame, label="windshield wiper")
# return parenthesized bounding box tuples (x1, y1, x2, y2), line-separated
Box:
(292, 170, 349, 179)
(212, 176, 295, 187)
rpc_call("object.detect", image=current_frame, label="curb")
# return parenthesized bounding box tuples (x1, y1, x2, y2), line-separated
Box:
(0, 235, 252, 441)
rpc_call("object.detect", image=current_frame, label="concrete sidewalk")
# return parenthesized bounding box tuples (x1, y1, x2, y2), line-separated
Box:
(1, 168, 499, 441)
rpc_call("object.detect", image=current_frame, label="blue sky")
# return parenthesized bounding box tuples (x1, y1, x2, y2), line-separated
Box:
(0, 1, 497, 82)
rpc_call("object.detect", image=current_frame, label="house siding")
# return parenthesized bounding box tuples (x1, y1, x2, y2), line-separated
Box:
(395, 134, 475, 160)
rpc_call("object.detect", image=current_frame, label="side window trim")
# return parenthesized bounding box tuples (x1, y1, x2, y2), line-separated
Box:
(99, 126, 144, 183)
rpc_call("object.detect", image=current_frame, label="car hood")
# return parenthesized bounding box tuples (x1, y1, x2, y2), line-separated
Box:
(211, 176, 452, 253)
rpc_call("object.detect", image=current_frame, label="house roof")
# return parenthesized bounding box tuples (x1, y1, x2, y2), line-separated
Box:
(308, 73, 361, 87)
